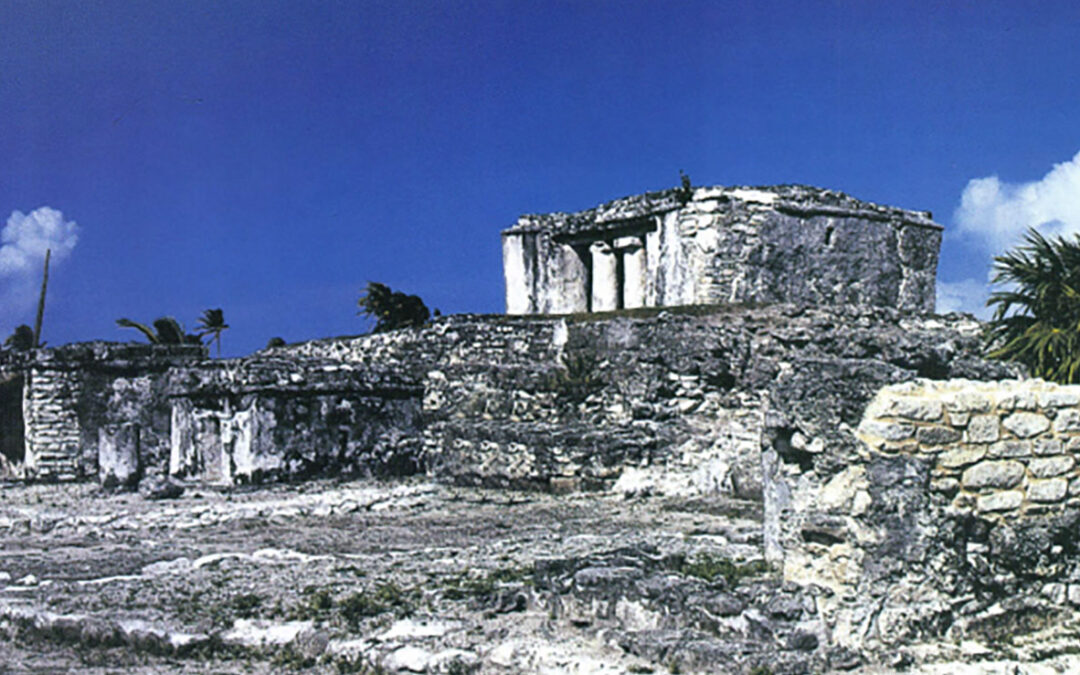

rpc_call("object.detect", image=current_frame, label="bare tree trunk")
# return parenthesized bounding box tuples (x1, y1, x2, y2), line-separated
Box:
(32, 249, 50, 348)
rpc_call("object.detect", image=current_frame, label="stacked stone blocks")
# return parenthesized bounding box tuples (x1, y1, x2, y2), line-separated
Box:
(22, 368, 83, 481)
(857, 379, 1080, 517)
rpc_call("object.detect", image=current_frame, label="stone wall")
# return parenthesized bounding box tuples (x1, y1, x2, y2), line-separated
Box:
(167, 358, 422, 484)
(0, 343, 206, 482)
(274, 307, 1015, 499)
(22, 366, 82, 480)
(769, 378, 1080, 652)
(858, 379, 1080, 517)
(504, 185, 942, 316)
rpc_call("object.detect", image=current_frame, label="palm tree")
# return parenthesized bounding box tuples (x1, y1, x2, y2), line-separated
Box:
(196, 308, 229, 356)
(358, 282, 430, 333)
(3, 325, 35, 352)
(116, 317, 202, 345)
(985, 228, 1080, 383)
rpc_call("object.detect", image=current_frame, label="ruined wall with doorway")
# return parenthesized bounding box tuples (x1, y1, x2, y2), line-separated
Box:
(0, 343, 205, 482)
(166, 358, 422, 484)
(503, 185, 942, 316)
(271, 307, 1010, 499)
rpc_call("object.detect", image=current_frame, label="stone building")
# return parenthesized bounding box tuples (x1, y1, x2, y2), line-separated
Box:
(0, 343, 205, 482)
(502, 184, 942, 315)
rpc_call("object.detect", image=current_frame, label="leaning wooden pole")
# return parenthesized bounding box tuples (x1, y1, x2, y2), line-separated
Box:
(32, 248, 50, 348)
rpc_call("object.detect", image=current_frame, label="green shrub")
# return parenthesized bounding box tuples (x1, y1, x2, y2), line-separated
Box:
(680, 553, 770, 586)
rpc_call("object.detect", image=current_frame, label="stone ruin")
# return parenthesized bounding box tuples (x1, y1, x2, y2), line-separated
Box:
(502, 184, 941, 315)
(6, 183, 1080, 669)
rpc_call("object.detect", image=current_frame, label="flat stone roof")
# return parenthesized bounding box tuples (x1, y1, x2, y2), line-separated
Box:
(503, 184, 941, 236)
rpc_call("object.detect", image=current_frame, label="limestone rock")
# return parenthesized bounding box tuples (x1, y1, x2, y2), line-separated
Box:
(988, 440, 1031, 459)
(1002, 412, 1050, 439)
(915, 425, 961, 445)
(938, 446, 986, 469)
(977, 491, 1023, 512)
(1054, 409, 1080, 432)
(962, 461, 1025, 489)
(138, 474, 185, 500)
(1028, 479, 1068, 503)
(384, 645, 434, 673)
(1028, 456, 1075, 478)
(965, 414, 1000, 443)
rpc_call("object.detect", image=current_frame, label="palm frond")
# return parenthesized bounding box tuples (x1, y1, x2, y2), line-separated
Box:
(116, 318, 160, 344)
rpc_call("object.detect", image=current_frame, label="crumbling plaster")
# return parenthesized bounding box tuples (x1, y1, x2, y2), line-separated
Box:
(503, 185, 942, 315)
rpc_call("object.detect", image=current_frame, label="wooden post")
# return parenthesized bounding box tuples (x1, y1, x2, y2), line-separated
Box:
(32, 249, 50, 348)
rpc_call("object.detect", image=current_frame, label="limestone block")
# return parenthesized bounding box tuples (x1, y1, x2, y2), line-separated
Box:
(1002, 412, 1050, 438)
(916, 426, 961, 445)
(1069, 585, 1080, 606)
(818, 465, 866, 512)
(962, 460, 1025, 489)
(965, 415, 1000, 443)
(948, 412, 971, 427)
(930, 477, 960, 496)
(988, 440, 1032, 459)
(1028, 478, 1068, 503)
(946, 392, 993, 413)
(1036, 439, 1064, 456)
(937, 446, 986, 469)
(1042, 582, 1067, 605)
(1038, 390, 1080, 407)
(857, 420, 914, 443)
(1054, 409, 1080, 433)
(882, 397, 944, 422)
(998, 390, 1038, 411)
(977, 491, 1023, 512)
(1029, 456, 1075, 478)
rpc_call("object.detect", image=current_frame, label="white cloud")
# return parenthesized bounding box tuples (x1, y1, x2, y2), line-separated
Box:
(942, 151, 1080, 319)
(936, 278, 992, 319)
(954, 149, 1080, 252)
(0, 207, 79, 325)
(0, 207, 78, 277)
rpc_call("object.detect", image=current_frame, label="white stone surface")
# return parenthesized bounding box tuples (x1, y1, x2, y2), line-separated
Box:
(1002, 412, 1050, 438)
(1028, 478, 1068, 503)
(962, 461, 1025, 489)
(590, 241, 618, 312)
(976, 491, 1023, 512)
(621, 240, 646, 309)
(965, 415, 999, 443)
(503, 233, 531, 315)
(221, 619, 313, 648)
(384, 645, 433, 672)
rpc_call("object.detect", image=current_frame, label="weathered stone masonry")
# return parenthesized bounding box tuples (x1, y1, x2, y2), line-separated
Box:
(761, 377, 1080, 652)
(167, 358, 421, 484)
(503, 185, 942, 315)
(0, 344, 205, 482)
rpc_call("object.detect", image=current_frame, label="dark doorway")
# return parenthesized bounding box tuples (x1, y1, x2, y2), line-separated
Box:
(0, 375, 25, 467)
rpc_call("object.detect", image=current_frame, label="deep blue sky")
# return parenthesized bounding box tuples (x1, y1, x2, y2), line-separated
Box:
(3, 0, 1080, 355)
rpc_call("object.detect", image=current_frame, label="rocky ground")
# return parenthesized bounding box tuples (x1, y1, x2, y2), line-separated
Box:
(1, 478, 1079, 674)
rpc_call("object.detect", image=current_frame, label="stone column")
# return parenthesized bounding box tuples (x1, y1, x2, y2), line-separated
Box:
(502, 232, 533, 315)
(615, 236, 646, 309)
(553, 244, 589, 313)
(590, 240, 618, 312)
(99, 422, 141, 489)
